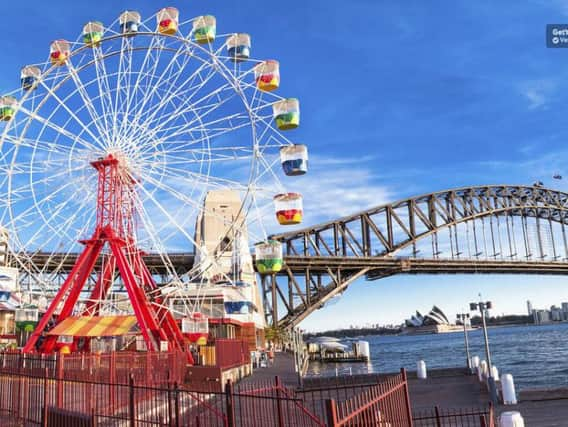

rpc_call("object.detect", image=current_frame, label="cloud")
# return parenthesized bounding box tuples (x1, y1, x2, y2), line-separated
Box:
(289, 156, 393, 223)
(519, 79, 556, 110)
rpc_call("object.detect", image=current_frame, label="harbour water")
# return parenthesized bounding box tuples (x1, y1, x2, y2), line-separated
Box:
(306, 322, 568, 390)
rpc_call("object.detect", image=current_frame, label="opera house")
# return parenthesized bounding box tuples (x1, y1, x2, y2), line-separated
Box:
(403, 306, 462, 334)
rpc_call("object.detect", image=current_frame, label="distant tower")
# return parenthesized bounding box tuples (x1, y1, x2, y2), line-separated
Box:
(527, 300, 533, 317)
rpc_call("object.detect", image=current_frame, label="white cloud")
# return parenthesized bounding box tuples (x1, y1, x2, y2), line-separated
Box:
(519, 79, 556, 110)
(288, 156, 392, 223)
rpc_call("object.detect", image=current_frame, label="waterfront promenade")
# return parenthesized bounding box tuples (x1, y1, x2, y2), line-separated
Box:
(240, 351, 300, 387)
(408, 368, 568, 426)
(253, 356, 568, 426)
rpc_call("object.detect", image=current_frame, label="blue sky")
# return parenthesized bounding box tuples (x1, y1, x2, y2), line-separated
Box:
(3, 1, 568, 330)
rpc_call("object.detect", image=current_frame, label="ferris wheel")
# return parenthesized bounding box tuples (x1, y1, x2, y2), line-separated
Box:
(0, 7, 308, 326)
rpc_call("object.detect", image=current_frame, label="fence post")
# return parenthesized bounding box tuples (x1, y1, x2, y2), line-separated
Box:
(480, 414, 488, 427)
(401, 368, 414, 427)
(56, 354, 64, 407)
(109, 352, 116, 412)
(129, 374, 136, 427)
(275, 376, 285, 427)
(42, 367, 48, 427)
(434, 406, 442, 427)
(167, 381, 173, 427)
(225, 379, 236, 427)
(325, 399, 339, 427)
(174, 382, 180, 427)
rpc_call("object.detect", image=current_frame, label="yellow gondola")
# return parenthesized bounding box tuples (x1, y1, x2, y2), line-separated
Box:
(254, 60, 280, 92)
(50, 40, 70, 66)
(274, 193, 303, 225)
(157, 7, 179, 35)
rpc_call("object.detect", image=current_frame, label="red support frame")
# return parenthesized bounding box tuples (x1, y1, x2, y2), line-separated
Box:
(22, 154, 192, 362)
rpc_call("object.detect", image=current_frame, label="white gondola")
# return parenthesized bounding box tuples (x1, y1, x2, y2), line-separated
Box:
(280, 144, 308, 176)
(119, 11, 141, 34)
(21, 66, 41, 91)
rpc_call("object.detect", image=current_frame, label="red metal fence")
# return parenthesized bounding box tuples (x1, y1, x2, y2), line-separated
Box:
(0, 361, 413, 426)
(215, 339, 250, 369)
(324, 370, 413, 426)
(0, 350, 186, 386)
(412, 405, 495, 427)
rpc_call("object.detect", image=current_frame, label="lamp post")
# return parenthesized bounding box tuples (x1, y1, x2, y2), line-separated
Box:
(456, 312, 471, 371)
(470, 298, 498, 404)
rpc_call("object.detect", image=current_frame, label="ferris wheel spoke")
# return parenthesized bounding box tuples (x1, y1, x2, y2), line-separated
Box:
(142, 73, 259, 140)
(151, 146, 261, 165)
(136, 180, 205, 252)
(134, 58, 233, 140)
(142, 112, 252, 154)
(145, 161, 250, 193)
(125, 40, 195, 133)
(18, 187, 93, 253)
(92, 47, 118, 139)
(8, 165, 87, 200)
(1, 135, 76, 156)
(18, 206, 96, 286)
(133, 57, 219, 133)
(118, 38, 167, 140)
(16, 105, 100, 153)
(67, 62, 112, 145)
(36, 80, 104, 147)
(111, 38, 134, 143)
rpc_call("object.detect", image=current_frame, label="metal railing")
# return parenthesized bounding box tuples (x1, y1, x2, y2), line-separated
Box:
(215, 339, 250, 369)
(324, 369, 413, 427)
(0, 363, 413, 426)
(0, 350, 187, 386)
(412, 405, 495, 427)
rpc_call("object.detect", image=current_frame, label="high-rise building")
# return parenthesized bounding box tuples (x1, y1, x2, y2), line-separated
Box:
(562, 303, 568, 320)
(527, 300, 533, 316)
(551, 306, 563, 321)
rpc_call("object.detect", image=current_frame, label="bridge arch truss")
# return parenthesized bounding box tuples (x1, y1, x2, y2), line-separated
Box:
(266, 185, 568, 328)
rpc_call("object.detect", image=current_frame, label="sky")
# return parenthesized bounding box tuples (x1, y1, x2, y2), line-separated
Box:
(3, 1, 568, 331)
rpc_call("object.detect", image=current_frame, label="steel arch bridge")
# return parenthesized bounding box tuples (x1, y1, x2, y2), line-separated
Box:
(20, 185, 568, 329)
(265, 185, 568, 328)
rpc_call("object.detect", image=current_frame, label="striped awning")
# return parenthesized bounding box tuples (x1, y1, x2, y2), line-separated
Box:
(47, 315, 137, 337)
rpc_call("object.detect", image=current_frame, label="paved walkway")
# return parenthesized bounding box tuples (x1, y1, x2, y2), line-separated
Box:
(408, 368, 568, 426)
(239, 351, 300, 388)
(408, 369, 490, 411)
